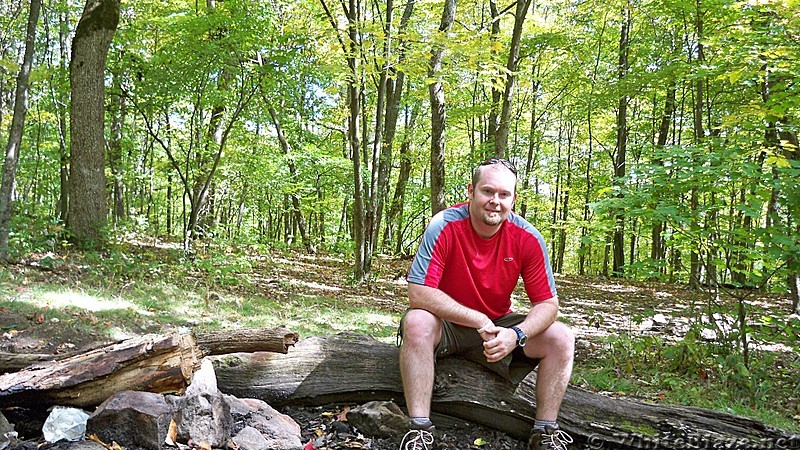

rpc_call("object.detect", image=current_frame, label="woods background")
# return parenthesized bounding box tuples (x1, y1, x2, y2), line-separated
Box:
(0, 0, 798, 305)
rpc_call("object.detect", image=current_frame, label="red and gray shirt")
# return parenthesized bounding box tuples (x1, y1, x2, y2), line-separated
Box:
(407, 203, 557, 320)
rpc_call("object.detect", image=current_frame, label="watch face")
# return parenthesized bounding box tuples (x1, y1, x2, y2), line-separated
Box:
(513, 327, 527, 347)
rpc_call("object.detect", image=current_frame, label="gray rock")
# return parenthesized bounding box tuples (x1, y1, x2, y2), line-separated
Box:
(232, 426, 269, 450)
(87, 391, 173, 450)
(346, 401, 408, 438)
(185, 358, 218, 396)
(173, 392, 232, 447)
(0, 412, 13, 434)
(226, 396, 302, 450)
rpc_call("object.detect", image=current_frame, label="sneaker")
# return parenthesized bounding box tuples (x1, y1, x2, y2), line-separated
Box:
(528, 424, 573, 450)
(399, 425, 435, 450)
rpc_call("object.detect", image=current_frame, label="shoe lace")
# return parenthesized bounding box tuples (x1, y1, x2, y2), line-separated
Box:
(541, 428, 573, 450)
(400, 429, 434, 450)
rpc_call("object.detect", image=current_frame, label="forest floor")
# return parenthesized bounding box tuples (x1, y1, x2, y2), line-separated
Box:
(1, 245, 798, 448)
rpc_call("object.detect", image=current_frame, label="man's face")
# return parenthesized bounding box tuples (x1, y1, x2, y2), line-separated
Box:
(468, 164, 517, 229)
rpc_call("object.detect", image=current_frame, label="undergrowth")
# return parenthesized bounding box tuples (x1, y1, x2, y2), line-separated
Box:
(573, 328, 800, 432)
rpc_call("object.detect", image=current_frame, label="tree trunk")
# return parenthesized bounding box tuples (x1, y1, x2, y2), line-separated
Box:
(689, 0, 706, 289)
(52, 2, 70, 224)
(612, 1, 630, 277)
(384, 105, 417, 252)
(67, 0, 120, 249)
(494, 0, 533, 158)
(373, 0, 416, 254)
(791, 270, 799, 315)
(0, 327, 298, 408)
(108, 79, 126, 224)
(347, 0, 366, 282)
(212, 333, 795, 449)
(268, 107, 314, 253)
(428, 0, 456, 216)
(651, 81, 676, 269)
(0, 0, 41, 260)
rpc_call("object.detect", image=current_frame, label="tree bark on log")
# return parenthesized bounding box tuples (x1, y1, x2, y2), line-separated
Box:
(211, 333, 797, 450)
(0, 327, 298, 408)
(0, 352, 68, 374)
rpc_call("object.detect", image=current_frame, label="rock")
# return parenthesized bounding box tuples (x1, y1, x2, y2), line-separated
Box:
(232, 426, 269, 450)
(0, 412, 12, 434)
(346, 401, 408, 438)
(0, 412, 16, 450)
(226, 396, 302, 450)
(185, 359, 217, 396)
(172, 392, 232, 448)
(87, 391, 173, 450)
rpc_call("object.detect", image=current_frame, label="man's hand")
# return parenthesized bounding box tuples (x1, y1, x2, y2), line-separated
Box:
(480, 325, 517, 363)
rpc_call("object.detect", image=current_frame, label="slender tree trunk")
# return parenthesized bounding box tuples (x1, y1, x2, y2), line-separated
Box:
(319, 0, 367, 280)
(494, 0, 533, 158)
(689, 0, 706, 289)
(487, 0, 501, 156)
(651, 81, 676, 270)
(0, 0, 41, 260)
(578, 18, 606, 275)
(790, 249, 800, 314)
(428, 0, 456, 216)
(67, 0, 120, 249)
(108, 81, 126, 224)
(373, 0, 416, 253)
(384, 105, 417, 252)
(520, 60, 541, 219)
(268, 107, 314, 253)
(612, 2, 630, 276)
(53, 4, 70, 224)
(556, 124, 572, 273)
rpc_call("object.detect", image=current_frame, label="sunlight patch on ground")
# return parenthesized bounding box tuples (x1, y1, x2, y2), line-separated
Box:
(38, 290, 138, 313)
(364, 313, 396, 326)
(288, 278, 341, 292)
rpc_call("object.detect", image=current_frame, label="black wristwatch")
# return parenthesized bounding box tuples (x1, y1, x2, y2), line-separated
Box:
(511, 326, 527, 347)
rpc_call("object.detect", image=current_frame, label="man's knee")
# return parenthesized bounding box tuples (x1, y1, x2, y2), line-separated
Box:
(401, 309, 441, 345)
(552, 322, 575, 359)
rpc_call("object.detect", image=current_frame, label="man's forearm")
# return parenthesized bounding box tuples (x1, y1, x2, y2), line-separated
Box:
(517, 297, 559, 338)
(407, 283, 490, 329)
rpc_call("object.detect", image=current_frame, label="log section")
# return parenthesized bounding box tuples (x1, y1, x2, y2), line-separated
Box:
(0, 327, 298, 408)
(211, 333, 797, 450)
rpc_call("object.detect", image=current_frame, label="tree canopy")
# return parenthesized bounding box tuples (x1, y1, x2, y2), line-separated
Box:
(0, 0, 797, 301)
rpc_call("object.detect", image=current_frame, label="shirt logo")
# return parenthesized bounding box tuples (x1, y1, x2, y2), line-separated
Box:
(504, 257, 514, 262)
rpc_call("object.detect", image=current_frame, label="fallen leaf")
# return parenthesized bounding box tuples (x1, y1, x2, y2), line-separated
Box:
(337, 405, 351, 421)
(87, 434, 114, 450)
(474, 437, 487, 446)
(165, 419, 178, 446)
(304, 441, 317, 450)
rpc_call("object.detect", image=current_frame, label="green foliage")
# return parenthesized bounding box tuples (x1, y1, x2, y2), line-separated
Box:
(576, 319, 800, 431)
(5, 214, 68, 258)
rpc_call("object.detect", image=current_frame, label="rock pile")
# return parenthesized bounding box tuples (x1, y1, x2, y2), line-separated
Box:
(1, 360, 304, 450)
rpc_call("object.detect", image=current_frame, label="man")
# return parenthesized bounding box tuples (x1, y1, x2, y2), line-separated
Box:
(398, 158, 575, 450)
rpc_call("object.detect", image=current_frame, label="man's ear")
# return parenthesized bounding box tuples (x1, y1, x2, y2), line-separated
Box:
(467, 183, 474, 198)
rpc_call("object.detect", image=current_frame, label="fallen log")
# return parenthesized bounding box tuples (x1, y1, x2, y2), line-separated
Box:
(0, 351, 69, 374)
(0, 326, 298, 408)
(211, 333, 798, 450)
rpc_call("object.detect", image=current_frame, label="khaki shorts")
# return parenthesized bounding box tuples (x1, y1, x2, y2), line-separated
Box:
(397, 311, 539, 384)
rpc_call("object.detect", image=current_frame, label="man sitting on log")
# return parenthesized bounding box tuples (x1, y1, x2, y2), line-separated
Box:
(398, 158, 575, 450)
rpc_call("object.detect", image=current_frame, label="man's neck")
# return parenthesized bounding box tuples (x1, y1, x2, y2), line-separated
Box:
(470, 217, 502, 240)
